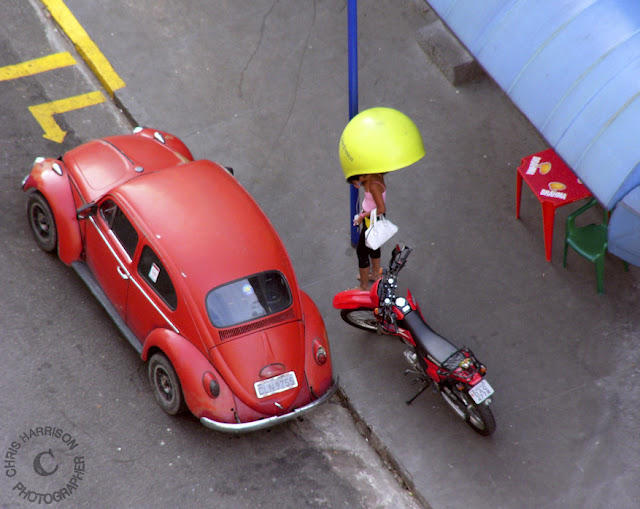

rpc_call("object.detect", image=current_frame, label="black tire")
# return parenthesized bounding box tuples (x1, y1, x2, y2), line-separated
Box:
(148, 352, 186, 415)
(26, 192, 57, 253)
(439, 382, 496, 436)
(340, 308, 378, 332)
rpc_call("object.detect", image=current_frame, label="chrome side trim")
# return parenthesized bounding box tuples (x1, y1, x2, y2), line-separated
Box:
(88, 216, 179, 334)
(199, 377, 339, 434)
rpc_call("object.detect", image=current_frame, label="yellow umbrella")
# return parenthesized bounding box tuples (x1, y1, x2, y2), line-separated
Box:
(339, 107, 425, 181)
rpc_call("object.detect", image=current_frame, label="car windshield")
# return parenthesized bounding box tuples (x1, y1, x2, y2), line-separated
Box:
(205, 271, 292, 328)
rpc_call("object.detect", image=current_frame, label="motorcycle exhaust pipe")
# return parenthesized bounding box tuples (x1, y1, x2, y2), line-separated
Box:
(403, 349, 421, 373)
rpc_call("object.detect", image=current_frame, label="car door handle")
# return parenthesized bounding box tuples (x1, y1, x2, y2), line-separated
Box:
(116, 265, 129, 280)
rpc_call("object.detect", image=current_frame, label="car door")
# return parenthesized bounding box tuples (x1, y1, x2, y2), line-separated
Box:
(125, 243, 181, 341)
(84, 198, 139, 320)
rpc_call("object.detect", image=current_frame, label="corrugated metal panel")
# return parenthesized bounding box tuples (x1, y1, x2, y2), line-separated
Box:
(609, 186, 640, 266)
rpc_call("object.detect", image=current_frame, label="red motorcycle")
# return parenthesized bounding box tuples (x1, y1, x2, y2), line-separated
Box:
(332, 243, 496, 436)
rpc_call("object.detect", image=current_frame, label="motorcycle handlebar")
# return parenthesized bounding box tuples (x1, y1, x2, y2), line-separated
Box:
(388, 242, 412, 275)
(377, 243, 411, 305)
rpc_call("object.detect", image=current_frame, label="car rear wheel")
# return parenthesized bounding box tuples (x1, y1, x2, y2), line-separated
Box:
(148, 352, 186, 415)
(26, 192, 57, 253)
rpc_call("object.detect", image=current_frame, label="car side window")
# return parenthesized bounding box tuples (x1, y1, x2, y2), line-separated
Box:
(100, 199, 138, 258)
(138, 245, 178, 310)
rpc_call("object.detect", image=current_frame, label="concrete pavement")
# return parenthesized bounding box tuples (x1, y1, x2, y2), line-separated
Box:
(45, 0, 640, 507)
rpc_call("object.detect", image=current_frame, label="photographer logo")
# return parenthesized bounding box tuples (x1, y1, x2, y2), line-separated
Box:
(3, 426, 86, 504)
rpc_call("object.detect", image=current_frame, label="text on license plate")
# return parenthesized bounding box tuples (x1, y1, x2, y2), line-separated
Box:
(254, 371, 298, 399)
(468, 379, 494, 404)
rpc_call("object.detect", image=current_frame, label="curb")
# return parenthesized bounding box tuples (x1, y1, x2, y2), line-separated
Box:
(40, 0, 125, 96)
(416, 18, 485, 86)
(335, 387, 432, 509)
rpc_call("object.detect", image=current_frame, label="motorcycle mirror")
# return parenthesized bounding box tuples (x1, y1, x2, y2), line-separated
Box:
(391, 242, 405, 259)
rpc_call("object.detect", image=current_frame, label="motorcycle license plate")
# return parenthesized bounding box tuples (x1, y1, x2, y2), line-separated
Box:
(468, 379, 494, 404)
(254, 371, 298, 399)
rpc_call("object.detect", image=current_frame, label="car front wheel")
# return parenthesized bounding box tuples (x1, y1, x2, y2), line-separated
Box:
(148, 352, 186, 415)
(26, 192, 57, 253)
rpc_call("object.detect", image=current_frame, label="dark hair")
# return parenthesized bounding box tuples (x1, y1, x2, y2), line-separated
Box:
(347, 174, 364, 184)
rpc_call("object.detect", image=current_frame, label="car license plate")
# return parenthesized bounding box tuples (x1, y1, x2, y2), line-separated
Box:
(468, 379, 494, 404)
(254, 371, 298, 399)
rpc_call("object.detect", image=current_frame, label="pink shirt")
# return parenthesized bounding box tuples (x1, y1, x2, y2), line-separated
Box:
(362, 181, 386, 212)
(362, 181, 386, 227)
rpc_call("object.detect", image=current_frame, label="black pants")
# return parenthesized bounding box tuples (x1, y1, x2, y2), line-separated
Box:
(357, 224, 381, 269)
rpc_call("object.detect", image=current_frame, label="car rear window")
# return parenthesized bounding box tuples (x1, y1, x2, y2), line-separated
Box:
(205, 271, 292, 328)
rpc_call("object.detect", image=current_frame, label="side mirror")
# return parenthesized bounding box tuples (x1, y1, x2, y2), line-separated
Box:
(76, 202, 97, 220)
(389, 242, 411, 271)
(391, 242, 406, 259)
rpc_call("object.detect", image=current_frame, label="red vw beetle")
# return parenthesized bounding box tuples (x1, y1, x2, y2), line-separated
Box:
(22, 127, 337, 432)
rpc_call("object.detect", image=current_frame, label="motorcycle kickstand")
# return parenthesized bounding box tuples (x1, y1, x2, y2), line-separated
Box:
(406, 380, 430, 405)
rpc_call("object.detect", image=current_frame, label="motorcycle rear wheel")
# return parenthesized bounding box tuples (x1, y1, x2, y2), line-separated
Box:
(340, 308, 378, 332)
(439, 383, 496, 436)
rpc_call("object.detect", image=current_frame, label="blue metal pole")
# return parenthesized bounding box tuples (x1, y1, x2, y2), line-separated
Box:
(348, 0, 359, 246)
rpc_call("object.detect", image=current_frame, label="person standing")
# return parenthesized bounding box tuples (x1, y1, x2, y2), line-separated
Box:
(349, 173, 386, 290)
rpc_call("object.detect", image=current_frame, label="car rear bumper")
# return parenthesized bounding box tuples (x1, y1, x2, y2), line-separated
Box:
(200, 376, 339, 434)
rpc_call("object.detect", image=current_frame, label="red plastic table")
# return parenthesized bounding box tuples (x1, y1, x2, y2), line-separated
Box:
(516, 148, 592, 262)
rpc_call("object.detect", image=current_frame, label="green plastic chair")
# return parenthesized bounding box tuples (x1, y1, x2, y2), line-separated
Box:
(562, 198, 628, 294)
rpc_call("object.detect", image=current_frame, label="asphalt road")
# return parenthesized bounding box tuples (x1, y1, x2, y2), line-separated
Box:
(5, 0, 640, 508)
(0, 1, 420, 508)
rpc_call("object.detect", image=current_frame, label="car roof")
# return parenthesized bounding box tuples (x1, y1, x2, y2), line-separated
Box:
(110, 160, 298, 296)
(63, 135, 189, 204)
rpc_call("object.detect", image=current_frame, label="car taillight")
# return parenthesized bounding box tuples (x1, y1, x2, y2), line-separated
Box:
(313, 339, 328, 366)
(203, 371, 220, 398)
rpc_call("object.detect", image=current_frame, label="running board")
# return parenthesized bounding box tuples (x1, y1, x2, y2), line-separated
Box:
(71, 261, 143, 354)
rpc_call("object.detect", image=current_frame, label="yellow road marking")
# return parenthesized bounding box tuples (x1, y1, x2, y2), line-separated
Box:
(0, 52, 76, 81)
(29, 91, 106, 143)
(40, 0, 125, 95)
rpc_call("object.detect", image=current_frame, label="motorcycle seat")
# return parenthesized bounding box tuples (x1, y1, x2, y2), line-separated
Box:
(402, 311, 458, 364)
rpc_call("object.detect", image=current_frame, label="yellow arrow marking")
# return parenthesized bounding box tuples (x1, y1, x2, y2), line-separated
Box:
(0, 52, 76, 81)
(40, 0, 125, 96)
(29, 91, 106, 143)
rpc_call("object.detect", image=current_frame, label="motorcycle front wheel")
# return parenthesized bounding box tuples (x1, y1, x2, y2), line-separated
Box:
(340, 308, 378, 332)
(439, 382, 496, 436)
